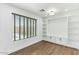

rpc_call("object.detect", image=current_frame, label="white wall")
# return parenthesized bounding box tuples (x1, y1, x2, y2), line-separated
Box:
(0, 4, 43, 54)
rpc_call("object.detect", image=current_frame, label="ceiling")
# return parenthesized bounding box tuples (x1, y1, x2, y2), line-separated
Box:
(8, 3, 79, 18)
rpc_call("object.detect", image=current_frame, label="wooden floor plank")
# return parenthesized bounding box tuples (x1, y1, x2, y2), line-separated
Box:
(10, 40, 79, 55)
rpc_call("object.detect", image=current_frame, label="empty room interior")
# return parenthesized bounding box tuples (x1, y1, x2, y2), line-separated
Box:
(0, 3, 79, 55)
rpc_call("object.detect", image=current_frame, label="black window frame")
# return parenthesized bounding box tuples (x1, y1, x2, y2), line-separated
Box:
(12, 13, 37, 41)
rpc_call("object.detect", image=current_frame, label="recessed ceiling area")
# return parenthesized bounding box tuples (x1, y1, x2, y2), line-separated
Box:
(8, 3, 79, 18)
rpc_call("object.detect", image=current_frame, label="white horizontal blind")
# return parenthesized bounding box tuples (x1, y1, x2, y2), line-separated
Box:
(47, 17, 68, 42)
(68, 15, 79, 42)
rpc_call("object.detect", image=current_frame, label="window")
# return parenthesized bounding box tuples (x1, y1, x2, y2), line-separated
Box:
(13, 13, 37, 41)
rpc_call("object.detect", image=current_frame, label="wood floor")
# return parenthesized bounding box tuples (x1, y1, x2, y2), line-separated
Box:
(10, 40, 79, 55)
